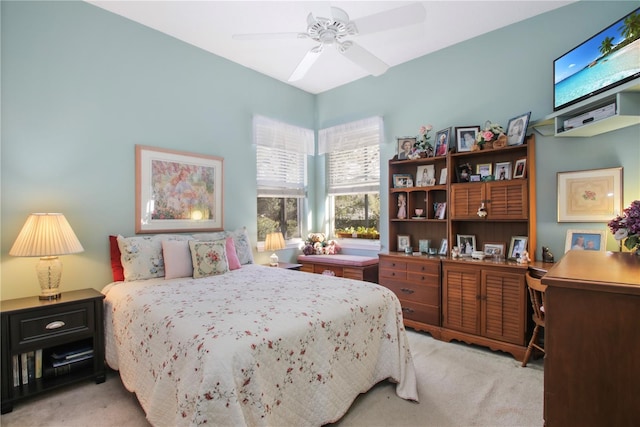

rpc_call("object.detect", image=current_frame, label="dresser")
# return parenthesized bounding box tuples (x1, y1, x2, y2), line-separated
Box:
(542, 251, 640, 427)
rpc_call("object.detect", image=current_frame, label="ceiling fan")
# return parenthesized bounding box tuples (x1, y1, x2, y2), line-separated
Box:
(232, 3, 426, 81)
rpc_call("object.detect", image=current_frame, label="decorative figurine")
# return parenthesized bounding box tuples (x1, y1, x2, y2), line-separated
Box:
(542, 246, 555, 263)
(397, 194, 407, 219)
(517, 250, 531, 264)
(451, 246, 460, 259)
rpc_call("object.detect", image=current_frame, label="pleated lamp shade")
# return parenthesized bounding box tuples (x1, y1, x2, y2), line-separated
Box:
(10, 213, 84, 299)
(264, 232, 285, 267)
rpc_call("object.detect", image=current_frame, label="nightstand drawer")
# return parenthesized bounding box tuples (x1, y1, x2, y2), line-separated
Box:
(10, 303, 94, 350)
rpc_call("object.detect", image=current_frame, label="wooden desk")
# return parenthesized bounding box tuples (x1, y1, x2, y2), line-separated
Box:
(542, 251, 640, 427)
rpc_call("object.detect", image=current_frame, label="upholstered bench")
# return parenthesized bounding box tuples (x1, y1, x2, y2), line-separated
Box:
(297, 254, 379, 283)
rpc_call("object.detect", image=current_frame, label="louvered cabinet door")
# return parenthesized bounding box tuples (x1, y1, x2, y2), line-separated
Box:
(481, 269, 526, 345)
(450, 184, 485, 219)
(486, 181, 528, 220)
(442, 265, 481, 334)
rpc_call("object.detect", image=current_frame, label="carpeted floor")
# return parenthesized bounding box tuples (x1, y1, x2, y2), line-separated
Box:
(1, 330, 543, 427)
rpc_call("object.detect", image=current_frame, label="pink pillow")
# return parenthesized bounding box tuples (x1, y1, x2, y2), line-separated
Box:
(162, 240, 193, 279)
(225, 237, 241, 270)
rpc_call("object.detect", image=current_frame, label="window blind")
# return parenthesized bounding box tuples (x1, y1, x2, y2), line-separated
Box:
(319, 116, 382, 195)
(254, 115, 313, 197)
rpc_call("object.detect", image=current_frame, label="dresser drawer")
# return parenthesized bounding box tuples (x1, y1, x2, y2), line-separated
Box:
(399, 300, 439, 325)
(406, 261, 439, 275)
(312, 264, 344, 277)
(379, 259, 407, 271)
(10, 302, 94, 350)
(383, 280, 439, 305)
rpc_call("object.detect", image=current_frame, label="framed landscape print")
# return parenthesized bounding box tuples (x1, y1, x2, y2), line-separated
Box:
(557, 167, 622, 222)
(136, 145, 224, 233)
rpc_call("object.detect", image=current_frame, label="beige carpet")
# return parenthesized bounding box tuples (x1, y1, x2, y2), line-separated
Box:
(0, 331, 543, 427)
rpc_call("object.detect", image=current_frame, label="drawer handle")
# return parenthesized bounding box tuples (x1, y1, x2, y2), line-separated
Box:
(402, 307, 415, 314)
(400, 288, 415, 294)
(45, 320, 66, 330)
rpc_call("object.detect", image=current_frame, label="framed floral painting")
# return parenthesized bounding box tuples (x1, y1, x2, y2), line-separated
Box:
(557, 167, 622, 222)
(136, 145, 224, 233)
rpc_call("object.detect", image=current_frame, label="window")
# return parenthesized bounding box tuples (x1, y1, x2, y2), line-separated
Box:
(319, 117, 383, 238)
(254, 115, 313, 242)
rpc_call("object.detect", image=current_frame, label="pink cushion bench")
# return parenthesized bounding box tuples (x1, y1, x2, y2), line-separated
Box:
(297, 255, 379, 283)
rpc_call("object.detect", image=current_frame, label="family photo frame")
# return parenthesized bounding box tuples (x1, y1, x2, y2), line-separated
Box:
(135, 145, 224, 233)
(495, 161, 512, 181)
(514, 158, 527, 179)
(564, 229, 606, 253)
(483, 242, 506, 257)
(393, 173, 413, 188)
(506, 112, 531, 146)
(557, 167, 622, 222)
(397, 137, 417, 160)
(416, 165, 436, 186)
(455, 126, 480, 152)
(457, 234, 476, 256)
(435, 127, 451, 157)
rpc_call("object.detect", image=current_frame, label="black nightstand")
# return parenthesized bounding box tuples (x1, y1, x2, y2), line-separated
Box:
(1, 289, 105, 414)
(263, 262, 303, 270)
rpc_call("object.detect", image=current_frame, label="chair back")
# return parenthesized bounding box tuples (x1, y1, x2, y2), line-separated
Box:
(525, 272, 547, 325)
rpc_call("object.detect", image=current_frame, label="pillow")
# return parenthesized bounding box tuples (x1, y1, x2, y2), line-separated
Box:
(225, 237, 241, 270)
(162, 240, 193, 279)
(117, 234, 192, 281)
(109, 235, 125, 282)
(193, 227, 254, 265)
(189, 240, 229, 278)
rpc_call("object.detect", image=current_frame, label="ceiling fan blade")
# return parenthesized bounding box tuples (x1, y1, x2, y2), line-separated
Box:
(331, 7, 349, 24)
(288, 45, 323, 82)
(352, 3, 426, 35)
(338, 41, 388, 76)
(232, 32, 303, 41)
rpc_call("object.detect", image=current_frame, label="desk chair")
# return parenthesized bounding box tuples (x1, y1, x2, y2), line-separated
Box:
(522, 272, 547, 367)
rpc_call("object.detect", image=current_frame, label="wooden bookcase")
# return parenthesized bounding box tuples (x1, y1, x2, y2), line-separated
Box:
(380, 134, 537, 360)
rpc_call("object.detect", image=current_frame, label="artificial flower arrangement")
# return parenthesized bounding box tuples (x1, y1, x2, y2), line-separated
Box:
(608, 200, 640, 253)
(409, 124, 434, 159)
(475, 121, 506, 149)
(302, 232, 340, 255)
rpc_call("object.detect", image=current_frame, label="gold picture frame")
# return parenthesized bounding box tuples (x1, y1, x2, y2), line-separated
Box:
(136, 145, 224, 233)
(557, 167, 622, 222)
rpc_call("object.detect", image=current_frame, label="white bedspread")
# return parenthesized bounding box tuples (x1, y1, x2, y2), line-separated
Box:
(103, 264, 418, 426)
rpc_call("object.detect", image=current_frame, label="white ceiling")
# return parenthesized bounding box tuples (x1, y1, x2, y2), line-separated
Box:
(86, 1, 573, 94)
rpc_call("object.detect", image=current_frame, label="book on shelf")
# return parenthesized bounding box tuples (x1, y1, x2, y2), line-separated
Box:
(12, 355, 19, 387)
(51, 352, 93, 368)
(35, 349, 43, 379)
(20, 353, 28, 385)
(43, 357, 93, 379)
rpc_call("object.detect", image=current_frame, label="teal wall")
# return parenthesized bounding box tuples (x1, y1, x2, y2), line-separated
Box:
(2, 1, 639, 299)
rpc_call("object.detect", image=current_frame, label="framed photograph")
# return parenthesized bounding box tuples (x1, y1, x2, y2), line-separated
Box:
(557, 167, 622, 222)
(456, 162, 472, 183)
(397, 137, 417, 160)
(439, 168, 448, 185)
(419, 239, 432, 253)
(434, 202, 447, 219)
(508, 236, 528, 260)
(506, 112, 531, 146)
(455, 126, 480, 152)
(483, 242, 506, 257)
(135, 145, 224, 233)
(435, 127, 451, 156)
(494, 161, 512, 181)
(457, 234, 476, 256)
(439, 238, 448, 255)
(416, 165, 436, 186)
(469, 174, 481, 182)
(513, 158, 527, 179)
(397, 235, 411, 251)
(564, 229, 606, 253)
(393, 173, 412, 188)
(476, 163, 492, 178)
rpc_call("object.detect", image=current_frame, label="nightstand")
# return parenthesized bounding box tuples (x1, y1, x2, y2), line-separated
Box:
(1, 288, 105, 414)
(264, 262, 303, 270)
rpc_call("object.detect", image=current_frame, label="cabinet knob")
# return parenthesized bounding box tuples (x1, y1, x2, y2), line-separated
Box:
(45, 320, 66, 330)
(400, 288, 414, 294)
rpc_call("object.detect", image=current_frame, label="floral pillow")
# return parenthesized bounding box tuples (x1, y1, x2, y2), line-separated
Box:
(193, 227, 254, 265)
(189, 240, 229, 278)
(117, 234, 192, 281)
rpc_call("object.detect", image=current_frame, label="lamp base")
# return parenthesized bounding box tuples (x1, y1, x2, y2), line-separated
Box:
(269, 253, 279, 267)
(36, 256, 63, 300)
(39, 292, 62, 301)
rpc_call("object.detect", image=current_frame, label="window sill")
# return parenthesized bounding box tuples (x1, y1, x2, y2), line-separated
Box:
(335, 238, 381, 251)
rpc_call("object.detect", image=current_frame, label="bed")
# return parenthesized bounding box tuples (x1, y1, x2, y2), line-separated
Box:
(103, 231, 418, 426)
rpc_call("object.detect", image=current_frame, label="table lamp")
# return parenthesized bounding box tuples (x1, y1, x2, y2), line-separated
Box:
(264, 232, 285, 267)
(9, 213, 84, 300)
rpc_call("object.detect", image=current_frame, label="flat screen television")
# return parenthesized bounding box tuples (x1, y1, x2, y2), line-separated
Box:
(553, 7, 640, 112)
